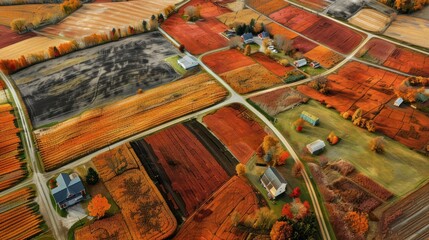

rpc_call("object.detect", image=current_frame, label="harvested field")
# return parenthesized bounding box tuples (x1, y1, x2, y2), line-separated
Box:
(0, 187, 48, 239)
(161, 0, 229, 55)
(174, 176, 260, 240)
(0, 101, 27, 191)
(0, 4, 61, 26)
(349, 173, 393, 201)
(384, 15, 429, 49)
(0, 36, 68, 61)
(304, 45, 344, 68)
(251, 52, 295, 76)
(379, 182, 429, 240)
(12, 32, 179, 128)
(35, 73, 228, 171)
(143, 124, 230, 216)
(250, 87, 308, 116)
(203, 105, 267, 163)
(265, 22, 298, 40)
(0, 26, 36, 49)
(75, 213, 132, 240)
(270, 6, 364, 54)
(292, 36, 318, 54)
(105, 169, 176, 239)
(356, 38, 429, 77)
(247, 0, 289, 15)
(202, 49, 255, 74)
(41, 0, 181, 38)
(293, 0, 330, 11)
(92, 144, 139, 182)
(348, 9, 390, 33)
(220, 64, 284, 94)
(217, 9, 272, 27)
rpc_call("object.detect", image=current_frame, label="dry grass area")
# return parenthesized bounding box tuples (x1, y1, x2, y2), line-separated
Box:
(304, 45, 344, 68)
(216, 8, 272, 27)
(41, 0, 181, 38)
(247, 0, 289, 15)
(75, 213, 132, 240)
(384, 15, 429, 49)
(174, 176, 260, 240)
(0, 36, 69, 61)
(0, 4, 61, 26)
(35, 73, 227, 171)
(220, 64, 284, 94)
(348, 9, 389, 33)
(250, 87, 308, 116)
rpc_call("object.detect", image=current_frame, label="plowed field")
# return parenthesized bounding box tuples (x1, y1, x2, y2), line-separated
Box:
(384, 15, 429, 49)
(251, 52, 295, 76)
(266, 22, 298, 40)
(217, 9, 272, 27)
(247, 0, 289, 15)
(294, 0, 330, 11)
(174, 176, 260, 240)
(0, 26, 36, 49)
(348, 9, 389, 33)
(203, 105, 266, 163)
(0, 4, 61, 26)
(304, 45, 344, 68)
(250, 87, 308, 116)
(202, 49, 255, 74)
(35, 73, 227, 171)
(75, 213, 132, 240)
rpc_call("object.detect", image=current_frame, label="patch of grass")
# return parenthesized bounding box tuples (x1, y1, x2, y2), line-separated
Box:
(165, 55, 187, 75)
(274, 100, 429, 196)
(68, 217, 89, 240)
(300, 66, 326, 76)
(247, 99, 275, 122)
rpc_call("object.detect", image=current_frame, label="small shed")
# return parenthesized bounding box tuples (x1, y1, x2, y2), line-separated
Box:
(258, 31, 269, 39)
(306, 139, 325, 155)
(242, 32, 254, 44)
(260, 167, 287, 199)
(177, 55, 199, 70)
(416, 93, 428, 103)
(294, 58, 307, 67)
(310, 61, 320, 68)
(393, 97, 403, 107)
(300, 111, 319, 126)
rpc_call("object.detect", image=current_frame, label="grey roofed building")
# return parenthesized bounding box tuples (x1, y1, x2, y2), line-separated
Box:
(258, 31, 269, 39)
(51, 173, 86, 209)
(177, 55, 199, 70)
(242, 32, 254, 44)
(306, 139, 325, 155)
(260, 167, 287, 199)
(393, 97, 404, 107)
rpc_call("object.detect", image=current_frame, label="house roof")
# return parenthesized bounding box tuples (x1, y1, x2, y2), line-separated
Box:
(259, 31, 269, 38)
(417, 93, 428, 103)
(294, 59, 307, 64)
(261, 167, 287, 190)
(394, 97, 403, 106)
(242, 32, 253, 40)
(52, 173, 85, 203)
(306, 139, 325, 153)
(178, 55, 198, 69)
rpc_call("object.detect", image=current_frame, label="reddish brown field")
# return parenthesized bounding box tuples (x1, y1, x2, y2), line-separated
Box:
(357, 38, 429, 77)
(203, 105, 266, 163)
(161, 0, 229, 55)
(75, 214, 132, 240)
(202, 49, 255, 74)
(247, 0, 289, 15)
(220, 64, 284, 94)
(292, 36, 318, 53)
(266, 22, 298, 40)
(0, 26, 36, 49)
(304, 45, 344, 68)
(174, 176, 260, 240)
(294, 0, 330, 11)
(270, 6, 364, 54)
(145, 124, 229, 216)
(250, 87, 308, 116)
(35, 73, 227, 171)
(251, 52, 294, 76)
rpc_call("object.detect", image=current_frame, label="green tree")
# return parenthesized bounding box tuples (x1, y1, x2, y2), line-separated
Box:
(86, 167, 99, 185)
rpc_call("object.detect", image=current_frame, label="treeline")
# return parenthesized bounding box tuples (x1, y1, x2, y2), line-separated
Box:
(379, 0, 429, 13)
(0, 0, 62, 5)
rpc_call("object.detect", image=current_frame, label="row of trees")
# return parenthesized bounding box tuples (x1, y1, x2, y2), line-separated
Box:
(379, 0, 429, 13)
(256, 135, 290, 166)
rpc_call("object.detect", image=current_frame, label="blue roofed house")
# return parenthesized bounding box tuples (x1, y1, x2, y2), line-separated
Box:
(242, 32, 254, 44)
(51, 173, 86, 209)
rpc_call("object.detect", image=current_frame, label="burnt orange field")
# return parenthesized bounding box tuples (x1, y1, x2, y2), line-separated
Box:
(269, 6, 319, 33)
(247, 0, 289, 15)
(266, 22, 298, 40)
(304, 45, 344, 68)
(202, 49, 255, 74)
(0, 187, 47, 239)
(294, 0, 330, 11)
(161, 0, 229, 55)
(220, 64, 284, 94)
(174, 176, 260, 240)
(203, 105, 266, 163)
(145, 124, 229, 216)
(0, 102, 27, 191)
(292, 36, 318, 54)
(0, 26, 36, 49)
(75, 213, 132, 240)
(35, 73, 228, 171)
(251, 52, 295, 76)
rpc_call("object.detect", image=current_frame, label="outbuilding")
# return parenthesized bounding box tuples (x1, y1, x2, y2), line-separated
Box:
(306, 139, 326, 155)
(260, 167, 287, 199)
(300, 111, 319, 126)
(393, 97, 403, 107)
(294, 58, 307, 67)
(242, 32, 254, 44)
(177, 55, 199, 70)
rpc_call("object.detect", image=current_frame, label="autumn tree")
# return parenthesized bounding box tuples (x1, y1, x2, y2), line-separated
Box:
(380, 0, 429, 12)
(61, 0, 81, 15)
(86, 167, 99, 185)
(10, 18, 28, 32)
(231, 211, 241, 227)
(289, 187, 301, 198)
(270, 221, 293, 240)
(244, 44, 251, 56)
(277, 151, 290, 166)
(236, 163, 246, 176)
(309, 76, 329, 94)
(164, 5, 176, 17)
(293, 118, 304, 132)
(273, 34, 294, 54)
(366, 120, 376, 132)
(292, 162, 303, 178)
(229, 36, 243, 49)
(281, 198, 310, 220)
(370, 136, 385, 153)
(327, 131, 339, 145)
(149, 15, 158, 30)
(88, 194, 111, 219)
(184, 5, 201, 22)
(352, 108, 362, 121)
(394, 80, 423, 102)
(344, 211, 369, 235)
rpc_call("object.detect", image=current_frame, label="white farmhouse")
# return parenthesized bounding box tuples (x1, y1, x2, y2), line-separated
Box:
(177, 55, 199, 70)
(293, 58, 307, 67)
(260, 167, 287, 199)
(306, 139, 326, 155)
(393, 97, 403, 107)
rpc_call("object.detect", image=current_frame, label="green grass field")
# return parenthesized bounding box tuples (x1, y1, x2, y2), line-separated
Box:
(165, 55, 187, 75)
(274, 100, 429, 196)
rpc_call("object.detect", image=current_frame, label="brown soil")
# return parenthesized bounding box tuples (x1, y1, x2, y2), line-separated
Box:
(202, 49, 255, 74)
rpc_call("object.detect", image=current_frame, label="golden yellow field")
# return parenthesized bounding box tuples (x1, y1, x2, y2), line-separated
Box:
(0, 4, 61, 26)
(304, 45, 344, 68)
(216, 9, 272, 27)
(384, 15, 429, 49)
(348, 9, 389, 33)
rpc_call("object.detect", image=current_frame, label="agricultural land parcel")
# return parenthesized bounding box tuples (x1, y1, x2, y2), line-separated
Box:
(41, 0, 181, 39)
(75, 213, 132, 240)
(384, 15, 429, 49)
(12, 32, 179, 128)
(291, 0, 330, 11)
(274, 100, 429, 196)
(35, 73, 228, 171)
(161, 0, 230, 55)
(246, 0, 290, 15)
(216, 8, 272, 27)
(298, 61, 429, 151)
(0, 26, 36, 49)
(348, 9, 390, 33)
(0, 4, 62, 26)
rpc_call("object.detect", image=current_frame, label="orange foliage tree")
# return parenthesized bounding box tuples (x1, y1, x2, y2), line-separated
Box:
(88, 194, 111, 219)
(270, 221, 293, 240)
(235, 163, 246, 176)
(344, 211, 369, 235)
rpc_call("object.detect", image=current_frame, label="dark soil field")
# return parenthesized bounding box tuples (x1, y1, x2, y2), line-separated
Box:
(251, 52, 294, 76)
(141, 124, 230, 216)
(11, 32, 179, 128)
(202, 49, 255, 74)
(161, 0, 229, 55)
(247, 0, 290, 15)
(0, 26, 36, 49)
(203, 105, 267, 163)
(250, 87, 308, 116)
(292, 36, 318, 54)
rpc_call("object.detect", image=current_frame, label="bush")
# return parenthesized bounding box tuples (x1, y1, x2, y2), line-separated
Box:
(86, 167, 99, 185)
(10, 18, 28, 32)
(329, 160, 355, 176)
(284, 70, 306, 83)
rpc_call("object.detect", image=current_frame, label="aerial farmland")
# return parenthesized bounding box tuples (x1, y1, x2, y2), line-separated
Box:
(0, 0, 428, 240)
